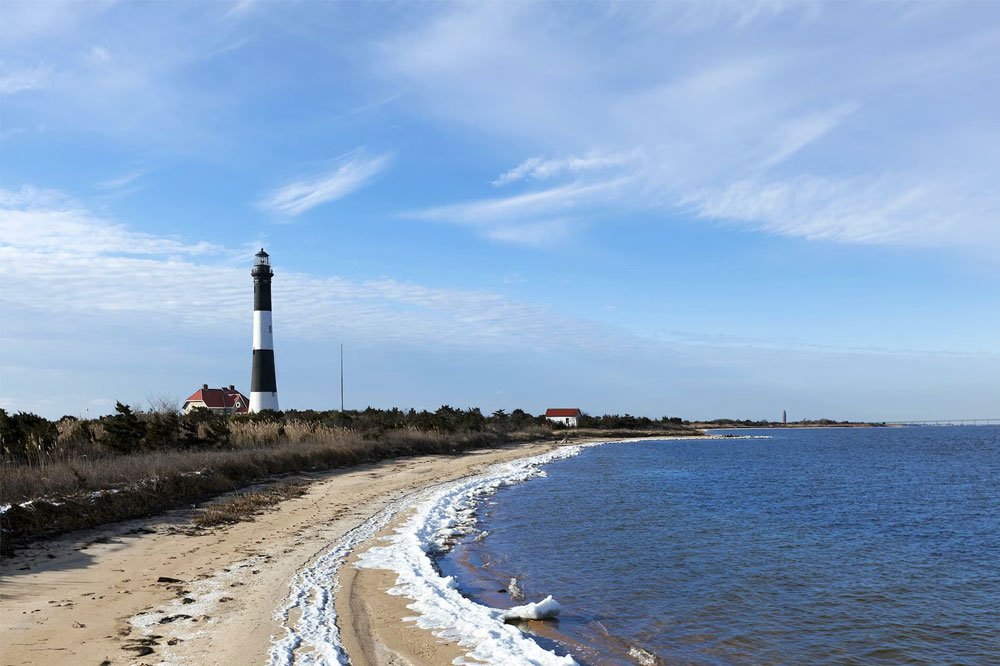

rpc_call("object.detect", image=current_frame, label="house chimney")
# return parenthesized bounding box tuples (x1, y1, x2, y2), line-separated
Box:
(229, 385, 235, 391)
(203, 383, 209, 390)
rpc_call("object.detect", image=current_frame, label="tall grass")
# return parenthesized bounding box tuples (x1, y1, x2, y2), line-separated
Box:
(0, 423, 518, 552)
(0, 406, 701, 552)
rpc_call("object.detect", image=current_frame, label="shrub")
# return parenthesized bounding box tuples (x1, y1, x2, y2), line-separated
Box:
(0, 409, 60, 465)
(101, 402, 147, 454)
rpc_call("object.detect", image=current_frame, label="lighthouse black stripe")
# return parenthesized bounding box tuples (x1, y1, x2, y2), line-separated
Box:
(254, 280, 272, 311)
(251, 349, 277, 392)
(250, 250, 278, 412)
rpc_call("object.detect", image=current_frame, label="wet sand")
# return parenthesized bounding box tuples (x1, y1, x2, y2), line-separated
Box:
(337, 518, 468, 666)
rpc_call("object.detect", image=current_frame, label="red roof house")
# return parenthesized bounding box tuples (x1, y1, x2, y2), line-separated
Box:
(545, 408, 582, 427)
(183, 384, 250, 415)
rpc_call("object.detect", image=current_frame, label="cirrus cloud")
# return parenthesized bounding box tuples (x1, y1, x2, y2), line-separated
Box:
(375, 2, 1000, 250)
(257, 151, 391, 218)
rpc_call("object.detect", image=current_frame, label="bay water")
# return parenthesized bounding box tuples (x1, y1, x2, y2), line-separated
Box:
(438, 427, 1000, 664)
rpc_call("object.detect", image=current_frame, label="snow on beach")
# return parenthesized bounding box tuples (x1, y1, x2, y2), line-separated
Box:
(267, 435, 761, 665)
(501, 596, 562, 622)
(267, 444, 595, 665)
(268, 494, 410, 666)
(354, 444, 590, 665)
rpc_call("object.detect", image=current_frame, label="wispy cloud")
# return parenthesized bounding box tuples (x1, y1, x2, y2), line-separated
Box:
(681, 174, 991, 247)
(0, 186, 67, 209)
(408, 178, 628, 245)
(0, 186, 224, 257)
(331, 92, 405, 121)
(0, 187, 619, 351)
(258, 151, 391, 218)
(761, 103, 859, 168)
(375, 3, 1000, 250)
(87, 44, 112, 63)
(492, 151, 636, 186)
(412, 180, 621, 225)
(224, 0, 257, 20)
(0, 1, 112, 48)
(202, 37, 253, 60)
(0, 2, 270, 153)
(483, 219, 574, 247)
(96, 171, 144, 191)
(0, 64, 52, 95)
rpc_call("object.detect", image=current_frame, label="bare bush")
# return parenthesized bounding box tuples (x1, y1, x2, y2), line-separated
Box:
(147, 394, 181, 415)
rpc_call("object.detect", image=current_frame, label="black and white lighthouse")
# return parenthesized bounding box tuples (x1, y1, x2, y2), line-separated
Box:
(250, 248, 279, 413)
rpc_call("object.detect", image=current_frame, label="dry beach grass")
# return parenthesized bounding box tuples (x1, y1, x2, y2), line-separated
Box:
(1, 405, 696, 553)
(190, 482, 308, 527)
(0, 423, 514, 550)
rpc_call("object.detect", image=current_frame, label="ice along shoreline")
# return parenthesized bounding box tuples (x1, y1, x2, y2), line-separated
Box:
(271, 435, 759, 665)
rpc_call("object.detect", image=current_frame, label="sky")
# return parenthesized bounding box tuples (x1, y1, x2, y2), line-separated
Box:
(1, 1, 999, 421)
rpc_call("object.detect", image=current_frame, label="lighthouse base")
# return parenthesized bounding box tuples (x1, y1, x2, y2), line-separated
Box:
(249, 392, 280, 413)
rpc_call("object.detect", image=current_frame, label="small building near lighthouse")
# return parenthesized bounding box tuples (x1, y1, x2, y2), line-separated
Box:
(545, 408, 582, 427)
(183, 385, 249, 415)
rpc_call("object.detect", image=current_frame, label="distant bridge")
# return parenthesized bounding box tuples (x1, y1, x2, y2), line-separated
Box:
(885, 419, 1000, 426)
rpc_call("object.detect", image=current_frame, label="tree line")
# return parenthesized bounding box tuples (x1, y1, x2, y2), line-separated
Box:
(0, 404, 693, 466)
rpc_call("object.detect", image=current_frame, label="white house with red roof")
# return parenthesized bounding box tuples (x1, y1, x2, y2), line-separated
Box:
(545, 408, 582, 427)
(183, 384, 250, 415)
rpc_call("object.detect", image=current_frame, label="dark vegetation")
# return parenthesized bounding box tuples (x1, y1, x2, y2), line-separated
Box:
(687, 418, 887, 428)
(191, 482, 308, 528)
(0, 404, 699, 552)
(578, 413, 686, 430)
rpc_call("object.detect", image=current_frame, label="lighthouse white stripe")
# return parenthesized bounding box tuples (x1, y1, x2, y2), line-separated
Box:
(250, 392, 280, 412)
(253, 310, 273, 350)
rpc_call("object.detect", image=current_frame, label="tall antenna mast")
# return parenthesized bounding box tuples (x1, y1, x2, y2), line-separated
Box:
(340, 342, 344, 412)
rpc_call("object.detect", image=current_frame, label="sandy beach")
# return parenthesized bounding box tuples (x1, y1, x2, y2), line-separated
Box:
(1, 440, 562, 666)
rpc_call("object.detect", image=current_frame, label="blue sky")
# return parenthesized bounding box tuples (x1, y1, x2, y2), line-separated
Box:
(2, 1, 999, 421)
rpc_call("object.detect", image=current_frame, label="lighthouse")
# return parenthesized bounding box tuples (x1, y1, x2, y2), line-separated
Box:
(250, 248, 279, 413)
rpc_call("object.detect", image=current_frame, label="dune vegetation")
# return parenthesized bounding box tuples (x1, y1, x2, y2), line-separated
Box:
(0, 403, 697, 552)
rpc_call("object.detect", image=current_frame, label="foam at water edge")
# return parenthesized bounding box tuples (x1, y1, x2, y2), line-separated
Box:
(268, 437, 718, 665)
(267, 495, 417, 666)
(501, 595, 562, 621)
(355, 444, 601, 665)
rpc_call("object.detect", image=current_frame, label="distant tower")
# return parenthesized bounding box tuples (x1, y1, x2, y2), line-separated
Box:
(250, 249, 279, 412)
(782, 409, 787, 425)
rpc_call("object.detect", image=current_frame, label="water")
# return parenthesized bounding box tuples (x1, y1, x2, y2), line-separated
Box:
(438, 427, 1000, 664)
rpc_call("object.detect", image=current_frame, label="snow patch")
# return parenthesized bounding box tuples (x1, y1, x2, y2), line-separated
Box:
(355, 445, 593, 665)
(267, 495, 413, 666)
(266, 436, 703, 666)
(628, 645, 658, 666)
(500, 595, 561, 621)
(508, 576, 524, 601)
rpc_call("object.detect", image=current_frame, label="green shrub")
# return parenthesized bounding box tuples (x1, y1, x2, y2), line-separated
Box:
(0, 409, 60, 465)
(101, 402, 147, 454)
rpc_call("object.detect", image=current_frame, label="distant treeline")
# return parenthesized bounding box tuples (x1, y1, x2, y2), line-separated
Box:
(0, 404, 693, 467)
(689, 418, 887, 427)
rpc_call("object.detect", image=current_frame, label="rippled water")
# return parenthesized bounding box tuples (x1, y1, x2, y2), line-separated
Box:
(439, 427, 1000, 665)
